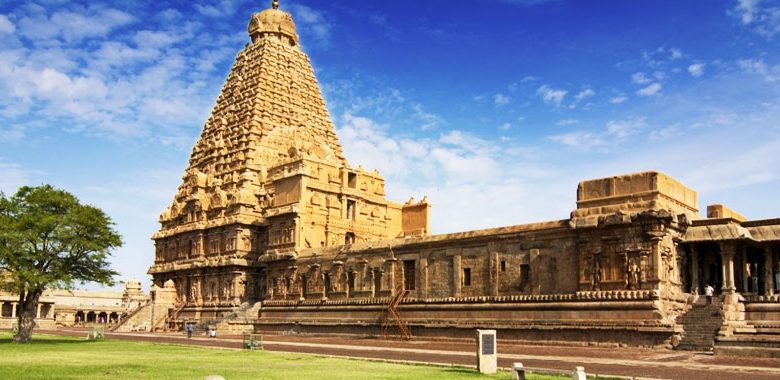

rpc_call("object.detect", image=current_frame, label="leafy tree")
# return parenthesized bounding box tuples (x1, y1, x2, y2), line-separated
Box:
(0, 185, 121, 343)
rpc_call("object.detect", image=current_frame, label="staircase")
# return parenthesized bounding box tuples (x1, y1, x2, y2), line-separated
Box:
(676, 301, 724, 351)
(382, 287, 413, 340)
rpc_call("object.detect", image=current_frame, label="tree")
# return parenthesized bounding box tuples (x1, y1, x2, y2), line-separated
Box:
(0, 185, 121, 343)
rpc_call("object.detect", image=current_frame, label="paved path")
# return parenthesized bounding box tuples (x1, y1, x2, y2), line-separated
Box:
(45, 329, 780, 380)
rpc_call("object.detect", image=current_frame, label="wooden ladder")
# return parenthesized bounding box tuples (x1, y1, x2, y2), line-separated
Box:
(382, 287, 413, 340)
(165, 302, 187, 331)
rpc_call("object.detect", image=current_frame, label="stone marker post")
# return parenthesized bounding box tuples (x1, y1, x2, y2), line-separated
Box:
(512, 362, 525, 380)
(573, 366, 587, 380)
(476, 329, 497, 374)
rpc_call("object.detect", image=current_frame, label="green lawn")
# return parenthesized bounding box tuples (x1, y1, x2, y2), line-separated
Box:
(0, 333, 564, 380)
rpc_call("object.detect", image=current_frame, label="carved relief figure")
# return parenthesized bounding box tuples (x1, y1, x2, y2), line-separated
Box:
(628, 258, 640, 290)
(591, 258, 603, 291)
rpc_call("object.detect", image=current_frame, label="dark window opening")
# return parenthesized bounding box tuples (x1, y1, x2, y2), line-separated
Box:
(345, 232, 355, 245)
(348, 172, 357, 188)
(463, 267, 472, 287)
(403, 260, 416, 290)
(520, 264, 530, 287)
(500, 260, 506, 272)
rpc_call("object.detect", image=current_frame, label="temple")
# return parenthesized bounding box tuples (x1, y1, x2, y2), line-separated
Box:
(138, 2, 780, 354)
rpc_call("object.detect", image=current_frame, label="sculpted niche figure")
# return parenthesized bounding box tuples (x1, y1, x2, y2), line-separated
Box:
(591, 258, 603, 291)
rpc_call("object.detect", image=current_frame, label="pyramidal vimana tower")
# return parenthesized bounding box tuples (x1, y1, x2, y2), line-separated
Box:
(148, 1, 430, 317)
(143, 1, 780, 351)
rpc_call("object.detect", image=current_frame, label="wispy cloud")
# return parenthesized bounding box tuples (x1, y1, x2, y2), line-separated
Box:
(688, 63, 705, 77)
(632, 72, 652, 84)
(493, 93, 511, 106)
(637, 82, 662, 96)
(0, 15, 16, 34)
(738, 58, 779, 82)
(731, 0, 780, 37)
(290, 3, 332, 48)
(537, 85, 567, 106)
(574, 88, 595, 101)
(610, 96, 628, 104)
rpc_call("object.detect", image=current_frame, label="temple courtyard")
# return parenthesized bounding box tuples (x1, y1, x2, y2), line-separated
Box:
(12, 329, 780, 380)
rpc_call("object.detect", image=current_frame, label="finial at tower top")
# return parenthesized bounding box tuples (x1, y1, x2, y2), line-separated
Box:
(272, 0, 279, 10)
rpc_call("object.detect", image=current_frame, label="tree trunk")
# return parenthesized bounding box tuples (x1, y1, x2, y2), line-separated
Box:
(14, 288, 42, 343)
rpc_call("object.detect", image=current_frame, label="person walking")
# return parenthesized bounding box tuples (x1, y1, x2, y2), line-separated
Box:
(186, 323, 193, 338)
(705, 284, 714, 305)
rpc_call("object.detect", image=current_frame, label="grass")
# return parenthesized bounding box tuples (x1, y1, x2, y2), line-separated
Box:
(0, 333, 566, 380)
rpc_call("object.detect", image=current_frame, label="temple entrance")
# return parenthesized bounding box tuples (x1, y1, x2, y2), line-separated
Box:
(741, 247, 765, 294)
(75, 311, 85, 324)
(691, 244, 722, 294)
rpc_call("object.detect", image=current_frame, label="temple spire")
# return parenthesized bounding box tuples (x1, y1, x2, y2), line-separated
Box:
(272, 0, 279, 10)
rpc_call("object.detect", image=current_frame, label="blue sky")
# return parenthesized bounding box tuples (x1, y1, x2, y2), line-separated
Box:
(1, 0, 779, 290)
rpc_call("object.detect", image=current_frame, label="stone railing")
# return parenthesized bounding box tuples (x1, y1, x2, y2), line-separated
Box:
(743, 294, 780, 303)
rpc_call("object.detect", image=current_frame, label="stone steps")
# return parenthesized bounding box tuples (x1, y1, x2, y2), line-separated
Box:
(675, 303, 724, 351)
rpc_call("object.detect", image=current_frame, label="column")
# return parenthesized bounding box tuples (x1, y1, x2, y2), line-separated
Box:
(419, 258, 429, 299)
(12, 303, 17, 318)
(690, 245, 700, 294)
(764, 246, 774, 296)
(720, 243, 736, 294)
(385, 258, 397, 295)
(36, 304, 42, 319)
(490, 251, 499, 297)
(741, 248, 749, 293)
(452, 254, 462, 297)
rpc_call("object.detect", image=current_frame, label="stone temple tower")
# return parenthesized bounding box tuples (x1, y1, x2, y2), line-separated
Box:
(148, 1, 430, 318)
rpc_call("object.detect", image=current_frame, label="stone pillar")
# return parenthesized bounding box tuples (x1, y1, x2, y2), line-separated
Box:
(452, 254, 462, 297)
(741, 248, 749, 293)
(36, 304, 42, 319)
(490, 251, 499, 297)
(764, 246, 774, 296)
(419, 258, 428, 299)
(12, 303, 16, 318)
(197, 233, 205, 258)
(385, 258, 397, 295)
(690, 245, 699, 294)
(720, 243, 736, 294)
(719, 243, 745, 324)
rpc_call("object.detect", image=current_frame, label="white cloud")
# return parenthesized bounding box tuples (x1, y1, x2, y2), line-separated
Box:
(290, 4, 331, 46)
(500, 122, 512, 131)
(0, 161, 37, 194)
(19, 6, 135, 42)
(631, 72, 652, 84)
(669, 48, 683, 60)
(606, 117, 646, 139)
(688, 63, 705, 77)
(0, 15, 16, 34)
(574, 88, 595, 101)
(556, 119, 578, 126)
(734, 0, 760, 24)
(493, 93, 511, 106)
(637, 82, 662, 96)
(731, 0, 780, 37)
(610, 96, 628, 104)
(536, 85, 567, 106)
(738, 58, 779, 82)
(547, 131, 603, 149)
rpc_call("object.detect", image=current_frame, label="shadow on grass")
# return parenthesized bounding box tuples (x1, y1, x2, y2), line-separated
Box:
(441, 367, 478, 375)
(0, 337, 94, 345)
